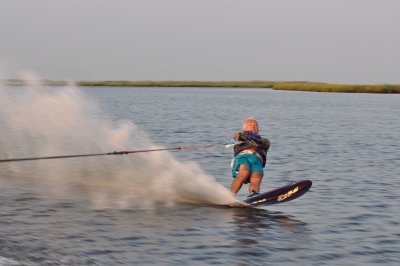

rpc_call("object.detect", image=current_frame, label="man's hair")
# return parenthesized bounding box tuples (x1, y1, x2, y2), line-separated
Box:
(242, 117, 258, 130)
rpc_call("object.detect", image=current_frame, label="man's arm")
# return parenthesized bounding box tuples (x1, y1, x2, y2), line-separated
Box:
(261, 138, 271, 151)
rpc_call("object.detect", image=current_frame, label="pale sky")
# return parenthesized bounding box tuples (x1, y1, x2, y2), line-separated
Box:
(1, 0, 399, 84)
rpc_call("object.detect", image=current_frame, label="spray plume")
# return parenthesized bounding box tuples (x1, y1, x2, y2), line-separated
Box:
(0, 73, 236, 209)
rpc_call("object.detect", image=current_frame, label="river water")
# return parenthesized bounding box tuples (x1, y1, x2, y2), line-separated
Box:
(0, 85, 399, 265)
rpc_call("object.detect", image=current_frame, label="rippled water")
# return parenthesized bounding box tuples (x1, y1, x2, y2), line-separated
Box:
(0, 86, 399, 265)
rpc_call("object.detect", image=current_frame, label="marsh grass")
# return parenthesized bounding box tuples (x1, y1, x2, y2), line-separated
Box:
(77, 80, 400, 93)
(272, 82, 400, 94)
(5, 79, 397, 93)
(77, 80, 276, 88)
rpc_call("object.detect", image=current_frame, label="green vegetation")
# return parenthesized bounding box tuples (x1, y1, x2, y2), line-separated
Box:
(272, 82, 400, 94)
(77, 80, 400, 93)
(77, 80, 276, 88)
(4, 79, 400, 93)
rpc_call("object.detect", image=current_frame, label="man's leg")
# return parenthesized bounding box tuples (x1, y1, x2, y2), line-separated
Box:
(230, 164, 250, 196)
(248, 171, 263, 193)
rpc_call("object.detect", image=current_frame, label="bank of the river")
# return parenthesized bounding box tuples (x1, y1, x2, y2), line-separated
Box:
(77, 81, 400, 93)
(3, 79, 400, 93)
(272, 82, 400, 94)
(77, 80, 276, 88)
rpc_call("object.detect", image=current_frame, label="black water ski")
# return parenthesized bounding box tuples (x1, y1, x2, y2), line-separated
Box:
(243, 180, 312, 207)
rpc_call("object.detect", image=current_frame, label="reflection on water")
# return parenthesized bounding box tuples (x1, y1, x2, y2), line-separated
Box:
(232, 207, 307, 234)
(231, 207, 308, 265)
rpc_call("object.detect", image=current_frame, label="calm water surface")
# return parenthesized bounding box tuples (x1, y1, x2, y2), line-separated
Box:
(0, 87, 399, 265)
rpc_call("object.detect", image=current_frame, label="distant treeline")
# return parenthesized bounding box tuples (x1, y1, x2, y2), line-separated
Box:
(3, 79, 400, 93)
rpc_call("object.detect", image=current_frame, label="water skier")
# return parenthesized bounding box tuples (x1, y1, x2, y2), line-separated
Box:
(230, 118, 270, 197)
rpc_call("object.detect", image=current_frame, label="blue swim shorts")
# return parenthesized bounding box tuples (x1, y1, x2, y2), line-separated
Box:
(231, 152, 264, 184)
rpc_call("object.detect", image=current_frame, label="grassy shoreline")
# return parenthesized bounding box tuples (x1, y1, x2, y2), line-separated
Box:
(77, 80, 400, 94)
(77, 80, 276, 88)
(3, 79, 400, 93)
(272, 82, 400, 94)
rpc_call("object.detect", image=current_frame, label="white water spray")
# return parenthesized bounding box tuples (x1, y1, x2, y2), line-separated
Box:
(0, 73, 236, 209)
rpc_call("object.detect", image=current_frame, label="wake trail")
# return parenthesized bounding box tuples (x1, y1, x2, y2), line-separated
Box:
(0, 74, 236, 209)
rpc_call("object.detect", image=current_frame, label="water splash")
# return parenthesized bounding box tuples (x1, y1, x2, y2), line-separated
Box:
(0, 73, 236, 209)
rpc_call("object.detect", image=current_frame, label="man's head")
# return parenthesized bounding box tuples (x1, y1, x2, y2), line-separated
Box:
(243, 117, 259, 134)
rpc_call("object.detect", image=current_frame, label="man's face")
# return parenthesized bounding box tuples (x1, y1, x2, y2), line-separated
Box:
(243, 120, 259, 134)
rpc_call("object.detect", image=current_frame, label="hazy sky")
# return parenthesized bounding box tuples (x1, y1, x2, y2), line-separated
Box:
(1, 0, 399, 83)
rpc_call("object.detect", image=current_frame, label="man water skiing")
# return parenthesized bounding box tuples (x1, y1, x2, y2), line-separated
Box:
(230, 118, 270, 197)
